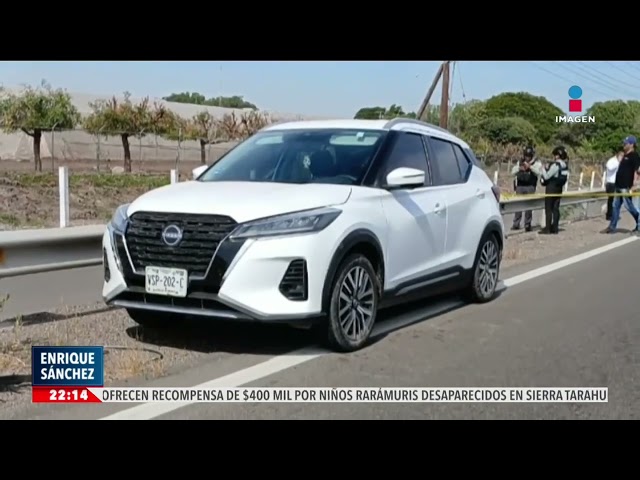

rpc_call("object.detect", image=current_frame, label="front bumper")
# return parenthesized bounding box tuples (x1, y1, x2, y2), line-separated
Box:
(102, 225, 335, 323)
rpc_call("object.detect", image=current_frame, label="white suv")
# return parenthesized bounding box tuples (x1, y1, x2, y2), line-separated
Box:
(102, 118, 504, 352)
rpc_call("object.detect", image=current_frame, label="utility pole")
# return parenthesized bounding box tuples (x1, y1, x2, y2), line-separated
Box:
(439, 61, 451, 129)
(416, 62, 444, 121)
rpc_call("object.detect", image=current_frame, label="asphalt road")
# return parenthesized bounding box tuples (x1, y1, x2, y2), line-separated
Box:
(0, 266, 102, 321)
(8, 235, 639, 420)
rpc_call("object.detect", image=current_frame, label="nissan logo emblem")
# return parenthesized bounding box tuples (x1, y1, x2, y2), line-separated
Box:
(161, 224, 183, 246)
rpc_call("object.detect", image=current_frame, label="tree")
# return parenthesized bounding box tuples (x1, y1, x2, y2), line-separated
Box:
(478, 117, 537, 146)
(162, 92, 207, 105)
(354, 104, 417, 120)
(184, 111, 218, 165)
(482, 92, 564, 143)
(162, 92, 258, 110)
(0, 81, 80, 171)
(216, 111, 272, 142)
(577, 100, 640, 153)
(448, 100, 487, 140)
(83, 92, 178, 172)
(354, 106, 386, 119)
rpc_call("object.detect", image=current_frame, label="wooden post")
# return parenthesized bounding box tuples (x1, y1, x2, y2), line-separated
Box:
(416, 63, 444, 121)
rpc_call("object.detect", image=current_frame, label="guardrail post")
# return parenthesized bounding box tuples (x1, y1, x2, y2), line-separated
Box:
(590, 171, 595, 190)
(493, 170, 498, 185)
(170, 169, 178, 184)
(601, 171, 606, 189)
(578, 172, 584, 190)
(58, 166, 69, 228)
(564, 174, 569, 193)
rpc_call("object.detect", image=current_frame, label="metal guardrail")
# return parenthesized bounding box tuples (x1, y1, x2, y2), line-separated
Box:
(0, 225, 104, 279)
(0, 190, 608, 280)
(499, 188, 606, 215)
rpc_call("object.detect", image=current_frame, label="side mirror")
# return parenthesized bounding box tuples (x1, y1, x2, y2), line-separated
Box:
(385, 167, 425, 189)
(192, 165, 208, 179)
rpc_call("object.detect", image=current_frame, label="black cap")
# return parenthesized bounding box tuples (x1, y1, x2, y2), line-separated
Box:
(552, 145, 568, 160)
(523, 146, 535, 158)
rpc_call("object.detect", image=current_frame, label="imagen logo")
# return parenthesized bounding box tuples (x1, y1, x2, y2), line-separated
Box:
(555, 85, 595, 124)
(568, 85, 582, 112)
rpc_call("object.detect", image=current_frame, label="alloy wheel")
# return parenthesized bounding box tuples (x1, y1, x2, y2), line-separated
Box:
(337, 266, 375, 342)
(477, 240, 499, 297)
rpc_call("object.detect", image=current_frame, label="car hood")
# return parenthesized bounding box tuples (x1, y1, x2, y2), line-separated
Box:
(127, 181, 353, 223)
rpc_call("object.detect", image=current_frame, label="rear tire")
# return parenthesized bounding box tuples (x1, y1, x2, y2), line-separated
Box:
(465, 233, 501, 303)
(126, 308, 179, 329)
(323, 254, 380, 352)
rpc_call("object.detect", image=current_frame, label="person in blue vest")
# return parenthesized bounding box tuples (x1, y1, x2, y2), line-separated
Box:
(539, 146, 570, 234)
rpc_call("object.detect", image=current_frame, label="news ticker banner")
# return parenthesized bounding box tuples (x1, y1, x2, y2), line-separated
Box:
(34, 386, 609, 404)
(30, 346, 609, 404)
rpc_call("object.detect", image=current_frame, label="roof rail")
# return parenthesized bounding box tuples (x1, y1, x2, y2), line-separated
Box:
(383, 117, 452, 134)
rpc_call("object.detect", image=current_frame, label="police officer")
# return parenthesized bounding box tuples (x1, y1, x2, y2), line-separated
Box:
(511, 146, 541, 231)
(539, 146, 570, 234)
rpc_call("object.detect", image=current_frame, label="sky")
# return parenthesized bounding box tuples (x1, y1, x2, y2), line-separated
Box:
(1, 61, 639, 117)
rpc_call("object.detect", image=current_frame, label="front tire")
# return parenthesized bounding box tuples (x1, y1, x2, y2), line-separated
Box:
(323, 254, 380, 352)
(465, 233, 501, 303)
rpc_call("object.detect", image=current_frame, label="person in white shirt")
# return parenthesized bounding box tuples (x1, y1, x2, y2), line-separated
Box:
(605, 148, 623, 220)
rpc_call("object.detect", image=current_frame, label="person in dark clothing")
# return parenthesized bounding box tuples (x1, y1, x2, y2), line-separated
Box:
(605, 136, 640, 234)
(604, 148, 624, 221)
(510, 146, 541, 231)
(539, 146, 570, 234)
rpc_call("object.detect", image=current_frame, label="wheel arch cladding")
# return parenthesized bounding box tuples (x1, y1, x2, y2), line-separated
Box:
(321, 229, 385, 312)
(482, 220, 504, 251)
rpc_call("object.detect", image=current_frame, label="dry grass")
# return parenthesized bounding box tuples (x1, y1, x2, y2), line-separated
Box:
(0, 303, 208, 397)
(0, 309, 163, 382)
(0, 170, 172, 229)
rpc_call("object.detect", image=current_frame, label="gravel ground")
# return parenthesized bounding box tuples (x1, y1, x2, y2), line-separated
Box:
(500, 213, 634, 269)
(0, 210, 636, 410)
(0, 303, 213, 406)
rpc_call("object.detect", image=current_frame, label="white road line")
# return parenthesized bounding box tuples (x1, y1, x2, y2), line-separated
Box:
(99, 236, 638, 420)
(503, 236, 638, 287)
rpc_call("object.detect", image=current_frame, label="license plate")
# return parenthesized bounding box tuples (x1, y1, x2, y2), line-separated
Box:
(145, 266, 188, 297)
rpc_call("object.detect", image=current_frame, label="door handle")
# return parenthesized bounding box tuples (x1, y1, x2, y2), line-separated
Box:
(476, 189, 485, 198)
(434, 203, 446, 214)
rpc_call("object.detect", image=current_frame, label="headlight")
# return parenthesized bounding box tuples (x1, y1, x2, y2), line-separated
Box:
(229, 207, 341, 240)
(109, 203, 131, 233)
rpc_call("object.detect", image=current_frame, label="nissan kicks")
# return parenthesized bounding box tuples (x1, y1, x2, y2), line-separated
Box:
(102, 118, 504, 352)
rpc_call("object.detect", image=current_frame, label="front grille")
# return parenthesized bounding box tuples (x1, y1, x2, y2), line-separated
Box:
(279, 259, 308, 301)
(124, 212, 237, 277)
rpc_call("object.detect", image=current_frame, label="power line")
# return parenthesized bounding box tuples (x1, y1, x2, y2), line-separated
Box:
(556, 63, 618, 92)
(604, 61, 640, 83)
(529, 62, 616, 99)
(575, 61, 640, 96)
(457, 61, 467, 103)
(552, 62, 627, 98)
(626, 61, 640, 73)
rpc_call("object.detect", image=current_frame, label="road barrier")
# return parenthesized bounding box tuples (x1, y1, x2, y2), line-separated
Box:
(0, 188, 610, 280)
(499, 189, 607, 215)
(0, 225, 104, 279)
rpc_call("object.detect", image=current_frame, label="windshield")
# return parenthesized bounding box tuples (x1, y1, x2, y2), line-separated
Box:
(198, 128, 387, 185)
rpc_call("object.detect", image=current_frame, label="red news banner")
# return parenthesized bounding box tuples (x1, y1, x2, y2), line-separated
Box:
(32, 387, 102, 403)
